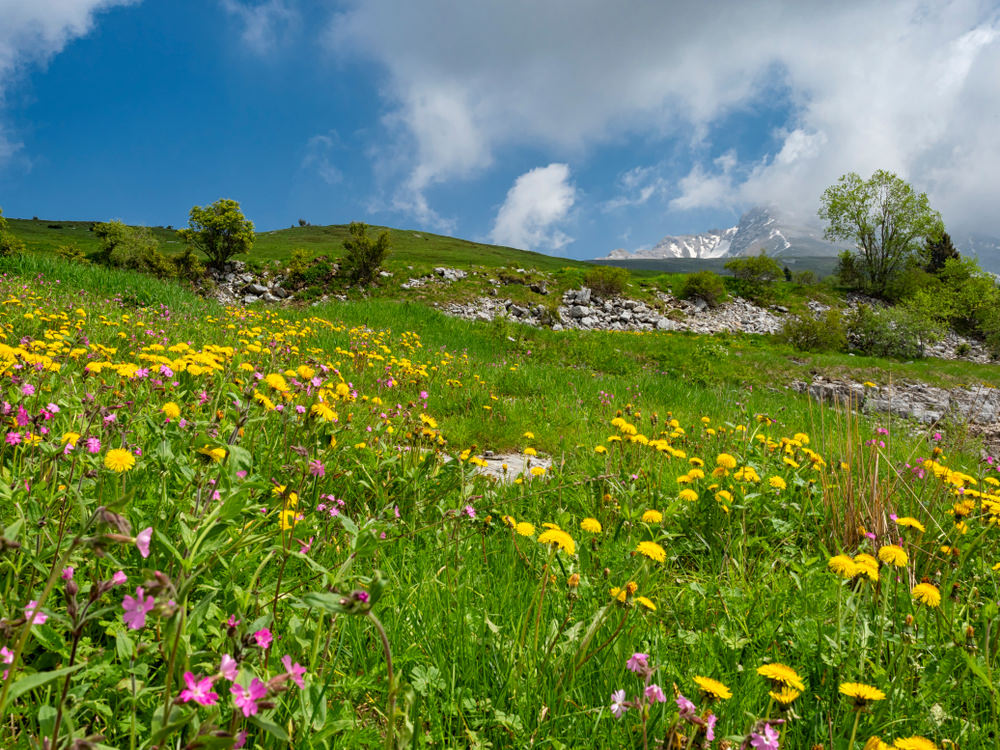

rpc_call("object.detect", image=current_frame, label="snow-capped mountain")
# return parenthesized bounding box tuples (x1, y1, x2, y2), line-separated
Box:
(599, 206, 840, 260)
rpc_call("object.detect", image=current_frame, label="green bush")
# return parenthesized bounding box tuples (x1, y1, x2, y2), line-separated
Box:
(92, 220, 175, 278)
(55, 244, 88, 264)
(678, 270, 726, 307)
(779, 310, 847, 353)
(792, 270, 819, 286)
(171, 247, 206, 282)
(845, 304, 943, 359)
(724, 252, 782, 303)
(286, 248, 311, 280)
(0, 208, 25, 258)
(583, 265, 629, 298)
(341, 222, 391, 286)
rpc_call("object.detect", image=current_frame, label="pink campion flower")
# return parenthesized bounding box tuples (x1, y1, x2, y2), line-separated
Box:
(111, 570, 127, 586)
(281, 655, 307, 688)
(219, 654, 239, 681)
(750, 723, 780, 750)
(610, 689, 629, 718)
(135, 527, 153, 558)
(24, 601, 48, 625)
(645, 684, 667, 704)
(309, 459, 325, 477)
(86, 437, 101, 454)
(706, 714, 717, 742)
(626, 653, 649, 673)
(234, 731, 248, 749)
(676, 693, 697, 718)
(122, 587, 155, 630)
(298, 536, 314, 555)
(254, 628, 272, 649)
(179, 672, 219, 706)
(5, 433, 21, 446)
(103, 413, 117, 425)
(21, 383, 34, 397)
(231, 678, 268, 717)
(16, 406, 29, 427)
(933, 432, 943, 441)
(464, 504, 476, 519)
(419, 390, 428, 400)
(61, 567, 74, 581)
(227, 615, 241, 628)
(1, 645, 13, 679)
(47, 402, 59, 413)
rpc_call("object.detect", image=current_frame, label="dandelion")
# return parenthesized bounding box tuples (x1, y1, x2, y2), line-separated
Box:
(679, 488, 698, 502)
(865, 739, 891, 750)
(641, 509, 663, 523)
(580, 517, 602, 533)
(104, 448, 136, 473)
(530, 466, 546, 477)
(635, 541, 666, 563)
(231, 678, 268, 717)
(515, 522, 535, 537)
(179, 672, 219, 706)
(895, 516, 926, 533)
(769, 687, 801, 704)
(893, 737, 938, 750)
(716, 453, 737, 470)
(757, 663, 806, 691)
(162, 402, 181, 420)
(828, 555, 859, 579)
(878, 545, 908, 567)
(694, 675, 731, 700)
(197, 445, 227, 463)
(122, 587, 155, 630)
(537, 528, 575, 555)
(839, 682, 886, 707)
(854, 554, 880, 582)
(911, 583, 941, 608)
(768, 476, 787, 490)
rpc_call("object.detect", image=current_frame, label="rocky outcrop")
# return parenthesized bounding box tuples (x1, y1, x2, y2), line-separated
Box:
(207, 261, 292, 306)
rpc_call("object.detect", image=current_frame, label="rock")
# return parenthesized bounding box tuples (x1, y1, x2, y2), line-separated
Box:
(530, 281, 548, 295)
(242, 294, 259, 304)
(574, 287, 592, 305)
(262, 292, 279, 303)
(568, 305, 589, 318)
(245, 283, 268, 296)
(434, 267, 467, 282)
(656, 319, 674, 330)
(775, 305, 789, 313)
(692, 298, 708, 313)
(508, 304, 528, 318)
(580, 316, 597, 328)
(379, 271, 393, 278)
(272, 287, 290, 299)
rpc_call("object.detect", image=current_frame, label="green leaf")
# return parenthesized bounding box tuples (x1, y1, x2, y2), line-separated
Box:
(8, 663, 86, 702)
(248, 714, 290, 743)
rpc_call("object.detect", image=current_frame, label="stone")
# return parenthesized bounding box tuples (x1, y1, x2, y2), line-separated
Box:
(568, 305, 589, 318)
(530, 281, 548, 294)
(242, 294, 259, 304)
(574, 287, 592, 305)
(245, 283, 268, 296)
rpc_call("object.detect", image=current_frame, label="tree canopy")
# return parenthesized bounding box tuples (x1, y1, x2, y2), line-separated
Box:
(819, 170, 943, 298)
(178, 199, 254, 269)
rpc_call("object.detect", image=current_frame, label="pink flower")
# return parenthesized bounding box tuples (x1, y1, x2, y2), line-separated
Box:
(309, 459, 325, 477)
(676, 693, 697, 718)
(227, 614, 241, 628)
(645, 683, 667, 704)
(254, 628, 272, 649)
(219, 654, 239, 681)
(21, 383, 34, 396)
(5, 432, 20, 446)
(464, 504, 476, 519)
(86, 437, 101, 454)
(61, 567, 74, 581)
(706, 714, 717, 741)
(751, 723, 780, 750)
(231, 678, 267, 717)
(179, 672, 219, 706)
(298, 536, 314, 555)
(281, 655, 307, 688)
(112, 570, 127, 586)
(234, 731, 248, 749)
(626, 652, 649, 673)
(122, 587, 155, 630)
(1, 645, 13, 679)
(610, 689, 628, 718)
(135, 527, 153, 558)
(24, 601, 48, 625)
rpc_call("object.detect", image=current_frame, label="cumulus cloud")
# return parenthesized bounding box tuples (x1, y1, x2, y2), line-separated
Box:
(301, 131, 343, 184)
(490, 163, 575, 252)
(0, 0, 138, 167)
(327, 1, 1000, 234)
(220, 0, 298, 54)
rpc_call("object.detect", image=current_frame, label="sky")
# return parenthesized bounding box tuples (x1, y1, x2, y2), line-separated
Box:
(0, 0, 998, 260)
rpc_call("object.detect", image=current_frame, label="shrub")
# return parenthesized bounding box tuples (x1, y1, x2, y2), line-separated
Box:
(55, 244, 88, 264)
(0, 209, 25, 258)
(845, 304, 942, 359)
(678, 271, 726, 307)
(724, 252, 782, 303)
(779, 310, 847, 353)
(792, 270, 818, 286)
(178, 198, 255, 269)
(286, 248, 311, 280)
(171, 247, 206, 282)
(583, 265, 629, 298)
(340, 222, 391, 285)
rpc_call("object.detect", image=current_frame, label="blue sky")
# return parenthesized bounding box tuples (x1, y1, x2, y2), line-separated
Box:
(1, 1, 998, 259)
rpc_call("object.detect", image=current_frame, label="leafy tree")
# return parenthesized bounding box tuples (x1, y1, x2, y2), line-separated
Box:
(819, 170, 943, 298)
(724, 251, 782, 304)
(178, 199, 255, 269)
(0, 208, 26, 258)
(340, 222, 391, 285)
(922, 231, 960, 274)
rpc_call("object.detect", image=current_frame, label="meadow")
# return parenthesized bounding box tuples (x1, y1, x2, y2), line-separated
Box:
(0, 254, 998, 749)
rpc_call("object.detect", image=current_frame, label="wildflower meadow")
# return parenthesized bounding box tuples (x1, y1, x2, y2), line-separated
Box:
(1, 265, 998, 749)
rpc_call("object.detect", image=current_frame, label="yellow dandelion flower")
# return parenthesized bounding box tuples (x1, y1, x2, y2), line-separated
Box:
(279, 509, 300, 530)
(162, 402, 181, 420)
(501, 515, 516, 528)
(62, 431, 81, 446)
(689, 457, 705, 467)
(693, 675, 732, 700)
(877, 545, 908, 567)
(635, 596, 657, 611)
(839, 682, 886, 706)
(515, 522, 535, 537)
(793, 432, 809, 445)
(522, 431, 535, 439)
(265, 373, 288, 392)
(635, 541, 666, 563)
(769, 687, 801, 704)
(678, 488, 699, 502)
(530, 466, 546, 477)
(641, 509, 663, 524)
(911, 583, 941, 608)
(716, 453, 737, 470)
(828, 555, 859, 579)
(580, 517, 602, 533)
(893, 737, 938, 750)
(537, 529, 576, 555)
(768, 476, 787, 490)
(104, 448, 136, 473)
(524, 447, 537, 456)
(197, 445, 227, 463)
(895, 516, 926, 533)
(757, 663, 806, 691)
(854, 554, 880, 582)
(594, 445, 608, 454)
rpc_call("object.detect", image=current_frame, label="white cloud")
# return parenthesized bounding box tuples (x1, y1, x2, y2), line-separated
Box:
(221, 0, 298, 54)
(302, 131, 342, 184)
(327, 1, 1000, 234)
(490, 163, 575, 252)
(603, 166, 669, 211)
(0, 0, 138, 168)
(670, 150, 739, 211)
